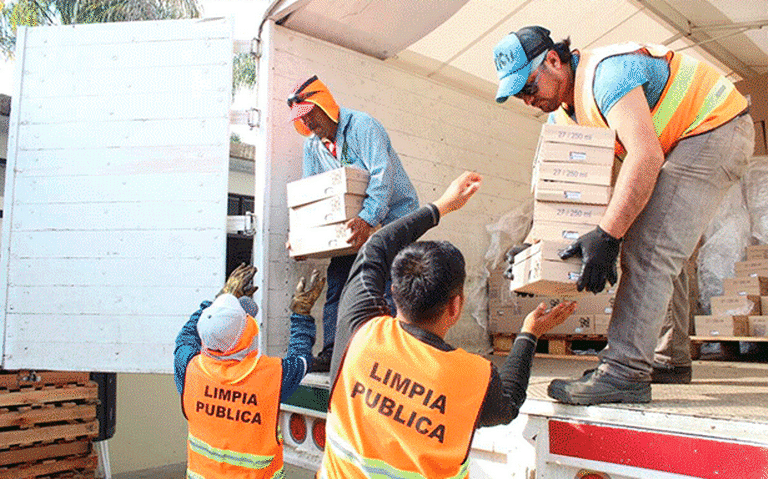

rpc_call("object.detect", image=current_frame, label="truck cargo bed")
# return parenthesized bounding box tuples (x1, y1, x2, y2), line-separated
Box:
(491, 355, 768, 425)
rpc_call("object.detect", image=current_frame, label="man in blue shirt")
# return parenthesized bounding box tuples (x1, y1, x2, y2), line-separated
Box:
(287, 75, 419, 372)
(174, 263, 324, 402)
(493, 26, 752, 405)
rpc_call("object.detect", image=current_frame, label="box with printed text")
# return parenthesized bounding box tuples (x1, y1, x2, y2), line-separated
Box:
(694, 315, 749, 337)
(527, 220, 593, 243)
(734, 259, 768, 278)
(748, 316, 768, 337)
(288, 222, 356, 259)
(722, 276, 768, 297)
(289, 193, 365, 229)
(710, 295, 761, 316)
(746, 244, 768, 260)
(510, 243, 583, 296)
(286, 166, 369, 208)
(535, 180, 613, 205)
(533, 201, 607, 226)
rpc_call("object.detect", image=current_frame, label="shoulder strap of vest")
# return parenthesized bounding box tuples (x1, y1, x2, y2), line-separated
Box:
(573, 42, 671, 126)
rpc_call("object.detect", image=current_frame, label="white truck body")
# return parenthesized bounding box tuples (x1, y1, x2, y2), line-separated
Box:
(2, 11, 767, 479)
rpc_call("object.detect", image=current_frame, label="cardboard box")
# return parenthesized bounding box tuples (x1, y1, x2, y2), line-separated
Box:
(536, 161, 615, 187)
(710, 295, 761, 316)
(288, 222, 355, 259)
(574, 293, 615, 316)
(511, 295, 562, 316)
(746, 244, 768, 260)
(722, 276, 768, 296)
(286, 166, 369, 208)
(289, 193, 365, 229)
(762, 296, 768, 316)
(734, 259, 768, 278)
(547, 314, 595, 335)
(535, 180, 613, 205)
(748, 316, 768, 337)
(510, 252, 583, 296)
(536, 140, 615, 166)
(694, 315, 749, 337)
(488, 307, 527, 334)
(533, 201, 607, 226)
(528, 220, 593, 243)
(593, 314, 611, 335)
(538, 123, 616, 149)
(513, 240, 576, 264)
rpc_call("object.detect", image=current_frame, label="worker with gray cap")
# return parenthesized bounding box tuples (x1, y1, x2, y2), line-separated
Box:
(174, 263, 324, 478)
(493, 26, 753, 405)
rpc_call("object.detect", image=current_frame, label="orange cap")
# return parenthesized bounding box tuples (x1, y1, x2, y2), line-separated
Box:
(287, 75, 340, 136)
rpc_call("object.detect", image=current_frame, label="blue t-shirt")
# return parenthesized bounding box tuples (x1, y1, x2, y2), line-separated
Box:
(549, 52, 670, 123)
(593, 53, 670, 116)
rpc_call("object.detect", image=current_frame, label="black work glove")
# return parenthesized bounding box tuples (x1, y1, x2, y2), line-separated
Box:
(558, 226, 621, 294)
(502, 243, 532, 280)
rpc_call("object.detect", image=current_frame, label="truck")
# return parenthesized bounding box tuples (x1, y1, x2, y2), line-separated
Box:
(1, 1, 767, 478)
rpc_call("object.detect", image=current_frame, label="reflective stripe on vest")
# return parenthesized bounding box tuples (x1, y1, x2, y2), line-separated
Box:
(187, 465, 285, 479)
(188, 434, 275, 470)
(320, 427, 469, 479)
(321, 316, 491, 479)
(183, 352, 284, 479)
(572, 42, 747, 156)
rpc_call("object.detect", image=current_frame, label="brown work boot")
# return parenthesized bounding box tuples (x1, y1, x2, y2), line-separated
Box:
(548, 368, 651, 405)
(651, 363, 692, 384)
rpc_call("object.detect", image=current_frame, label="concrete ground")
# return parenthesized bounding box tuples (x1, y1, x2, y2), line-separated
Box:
(114, 462, 315, 478)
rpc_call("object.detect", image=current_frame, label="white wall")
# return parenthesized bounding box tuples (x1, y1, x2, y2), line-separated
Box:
(258, 25, 542, 356)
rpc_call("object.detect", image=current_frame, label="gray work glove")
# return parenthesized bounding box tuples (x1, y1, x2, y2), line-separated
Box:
(218, 263, 258, 298)
(559, 226, 621, 294)
(290, 269, 326, 315)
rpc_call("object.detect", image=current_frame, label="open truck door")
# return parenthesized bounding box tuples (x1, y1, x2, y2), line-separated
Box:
(0, 18, 234, 373)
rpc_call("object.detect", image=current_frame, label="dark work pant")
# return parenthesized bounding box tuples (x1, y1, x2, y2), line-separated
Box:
(322, 253, 395, 350)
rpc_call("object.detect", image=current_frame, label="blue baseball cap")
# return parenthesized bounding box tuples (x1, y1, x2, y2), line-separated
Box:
(494, 26, 555, 103)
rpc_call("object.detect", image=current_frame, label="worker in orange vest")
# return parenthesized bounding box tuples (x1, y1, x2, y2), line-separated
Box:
(493, 26, 754, 404)
(318, 171, 577, 479)
(174, 263, 324, 478)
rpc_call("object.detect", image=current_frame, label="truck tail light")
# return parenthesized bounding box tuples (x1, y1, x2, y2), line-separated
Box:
(312, 418, 326, 450)
(289, 413, 307, 444)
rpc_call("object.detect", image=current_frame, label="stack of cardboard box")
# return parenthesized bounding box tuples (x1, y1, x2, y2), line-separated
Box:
(488, 264, 616, 337)
(694, 244, 768, 337)
(511, 123, 618, 296)
(287, 166, 369, 259)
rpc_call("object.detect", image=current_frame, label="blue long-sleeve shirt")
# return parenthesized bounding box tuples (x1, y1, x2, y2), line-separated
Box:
(174, 300, 316, 403)
(302, 107, 419, 227)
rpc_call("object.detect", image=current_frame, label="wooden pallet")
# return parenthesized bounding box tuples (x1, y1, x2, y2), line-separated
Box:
(493, 333, 608, 356)
(0, 371, 98, 478)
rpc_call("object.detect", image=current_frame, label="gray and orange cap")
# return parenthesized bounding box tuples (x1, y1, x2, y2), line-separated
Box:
(493, 26, 555, 103)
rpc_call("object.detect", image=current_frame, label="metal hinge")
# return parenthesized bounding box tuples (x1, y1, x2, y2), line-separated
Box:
(233, 38, 261, 57)
(229, 108, 260, 128)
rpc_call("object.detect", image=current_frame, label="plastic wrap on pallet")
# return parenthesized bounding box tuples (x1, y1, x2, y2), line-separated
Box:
(483, 198, 534, 269)
(697, 182, 751, 314)
(744, 156, 768, 244)
(468, 199, 533, 331)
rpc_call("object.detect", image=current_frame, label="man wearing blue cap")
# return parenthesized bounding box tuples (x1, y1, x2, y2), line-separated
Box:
(493, 26, 754, 405)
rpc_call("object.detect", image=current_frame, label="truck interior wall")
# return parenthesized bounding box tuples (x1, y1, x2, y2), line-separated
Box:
(260, 25, 543, 355)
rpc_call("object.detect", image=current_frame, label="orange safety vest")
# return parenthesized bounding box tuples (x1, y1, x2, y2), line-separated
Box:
(182, 351, 284, 479)
(551, 43, 748, 157)
(319, 316, 492, 479)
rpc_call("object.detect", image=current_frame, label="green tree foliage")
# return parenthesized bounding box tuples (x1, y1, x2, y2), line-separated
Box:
(232, 51, 256, 96)
(0, 0, 202, 58)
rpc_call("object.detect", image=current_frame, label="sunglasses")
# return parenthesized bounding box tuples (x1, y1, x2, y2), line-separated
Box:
(287, 75, 320, 107)
(514, 64, 543, 99)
